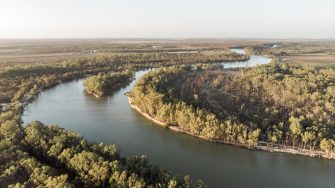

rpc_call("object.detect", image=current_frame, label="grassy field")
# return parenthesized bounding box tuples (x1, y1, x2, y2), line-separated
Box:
(281, 55, 335, 66)
(327, 64, 335, 68)
(248, 40, 335, 67)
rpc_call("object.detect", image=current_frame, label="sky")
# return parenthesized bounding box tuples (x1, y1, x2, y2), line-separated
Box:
(0, 0, 334, 39)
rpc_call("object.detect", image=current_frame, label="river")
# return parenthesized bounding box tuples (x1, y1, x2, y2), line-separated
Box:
(22, 50, 335, 188)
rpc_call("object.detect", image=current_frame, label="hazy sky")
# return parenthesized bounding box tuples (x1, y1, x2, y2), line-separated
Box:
(0, 0, 334, 39)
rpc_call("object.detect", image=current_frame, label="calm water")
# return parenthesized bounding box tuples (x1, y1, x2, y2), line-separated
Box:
(224, 48, 271, 68)
(22, 51, 335, 188)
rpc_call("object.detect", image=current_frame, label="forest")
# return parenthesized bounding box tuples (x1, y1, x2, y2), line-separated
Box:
(83, 70, 134, 97)
(128, 64, 335, 157)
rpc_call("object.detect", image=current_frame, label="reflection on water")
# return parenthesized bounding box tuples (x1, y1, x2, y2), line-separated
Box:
(230, 48, 246, 54)
(223, 49, 271, 69)
(22, 51, 335, 188)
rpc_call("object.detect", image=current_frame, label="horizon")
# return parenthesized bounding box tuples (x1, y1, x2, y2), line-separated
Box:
(1, 0, 334, 39)
(0, 37, 335, 41)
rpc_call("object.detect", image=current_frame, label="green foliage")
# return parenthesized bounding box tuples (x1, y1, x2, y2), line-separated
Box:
(0, 136, 73, 187)
(0, 50, 247, 105)
(83, 70, 133, 97)
(0, 111, 205, 187)
(327, 64, 335, 68)
(68, 151, 110, 186)
(129, 64, 335, 151)
(129, 66, 260, 148)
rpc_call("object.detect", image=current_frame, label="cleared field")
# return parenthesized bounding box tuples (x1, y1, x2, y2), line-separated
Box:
(281, 55, 335, 66)
(327, 64, 335, 68)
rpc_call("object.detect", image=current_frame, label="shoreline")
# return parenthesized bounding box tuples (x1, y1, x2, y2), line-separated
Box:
(12, 54, 333, 160)
(16, 77, 87, 115)
(85, 90, 103, 98)
(128, 98, 167, 127)
(128, 97, 335, 160)
(1, 54, 264, 113)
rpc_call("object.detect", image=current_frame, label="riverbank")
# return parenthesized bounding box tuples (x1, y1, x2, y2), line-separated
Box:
(18, 76, 87, 114)
(128, 97, 335, 160)
(128, 98, 167, 127)
(85, 90, 102, 98)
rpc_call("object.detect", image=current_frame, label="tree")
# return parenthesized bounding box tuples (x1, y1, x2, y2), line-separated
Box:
(247, 129, 261, 148)
(0, 120, 24, 144)
(268, 124, 283, 145)
(320, 138, 332, 156)
(301, 131, 316, 150)
(68, 151, 110, 186)
(289, 116, 303, 148)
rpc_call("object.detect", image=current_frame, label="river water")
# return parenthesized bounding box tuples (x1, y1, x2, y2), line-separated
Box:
(22, 50, 335, 188)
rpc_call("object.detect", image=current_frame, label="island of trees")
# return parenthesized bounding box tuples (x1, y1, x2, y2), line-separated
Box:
(128, 64, 335, 158)
(83, 70, 134, 97)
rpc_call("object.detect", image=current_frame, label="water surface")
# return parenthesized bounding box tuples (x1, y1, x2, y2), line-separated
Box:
(223, 48, 271, 68)
(22, 51, 335, 188)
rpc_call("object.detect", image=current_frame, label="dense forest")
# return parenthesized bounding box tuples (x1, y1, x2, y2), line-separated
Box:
(129, 64, 335, 157)
(83, 70, 134, 97)
(0, 110, 206, 187)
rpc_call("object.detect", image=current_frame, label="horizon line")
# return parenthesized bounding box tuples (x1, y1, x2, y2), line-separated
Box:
(0, 37, 334, 41)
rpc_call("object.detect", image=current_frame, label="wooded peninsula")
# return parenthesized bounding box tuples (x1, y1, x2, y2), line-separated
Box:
(128, 64, 335, 158)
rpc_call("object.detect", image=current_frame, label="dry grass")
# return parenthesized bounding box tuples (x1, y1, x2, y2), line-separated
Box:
(327, 64, 335, 68)
(281, 55, 335, 66)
